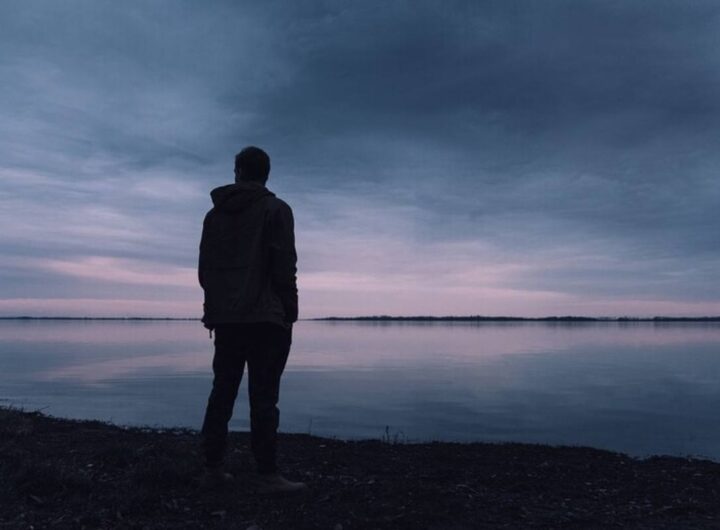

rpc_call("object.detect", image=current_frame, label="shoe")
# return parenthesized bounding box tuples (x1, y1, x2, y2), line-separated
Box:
(199, 467, 234, 489)
(254, 473, 308, 496)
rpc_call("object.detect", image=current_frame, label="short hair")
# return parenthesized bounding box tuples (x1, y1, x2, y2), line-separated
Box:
(235, 146, 270, 182)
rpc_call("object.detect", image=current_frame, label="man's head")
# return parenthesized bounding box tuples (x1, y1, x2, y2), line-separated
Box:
(235, 146, 271, 184)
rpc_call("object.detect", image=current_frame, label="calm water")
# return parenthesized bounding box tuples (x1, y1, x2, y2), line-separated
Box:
(1, 320, 719, 459)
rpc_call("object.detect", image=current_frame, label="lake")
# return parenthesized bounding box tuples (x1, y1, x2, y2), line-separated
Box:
(1, 319, 719, 460)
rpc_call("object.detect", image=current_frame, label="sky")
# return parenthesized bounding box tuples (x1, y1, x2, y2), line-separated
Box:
(1, 1, 719, 318)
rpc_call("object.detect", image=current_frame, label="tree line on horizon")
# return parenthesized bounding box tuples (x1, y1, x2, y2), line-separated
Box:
(1, 315, 719, 322)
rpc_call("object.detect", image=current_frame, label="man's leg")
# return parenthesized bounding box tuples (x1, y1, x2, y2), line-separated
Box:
(201, 324, 247, 468)
(246, 323, 291, 474)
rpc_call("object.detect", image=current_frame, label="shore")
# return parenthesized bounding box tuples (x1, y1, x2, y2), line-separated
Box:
(1, 408, 719, 529)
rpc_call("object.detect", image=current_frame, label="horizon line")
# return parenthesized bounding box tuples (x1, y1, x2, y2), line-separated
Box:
(1, 315, 720, 322)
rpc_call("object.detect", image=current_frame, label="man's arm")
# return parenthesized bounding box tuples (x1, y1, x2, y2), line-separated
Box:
(198, 212, 211, 289)
(268, 201, 298, 323)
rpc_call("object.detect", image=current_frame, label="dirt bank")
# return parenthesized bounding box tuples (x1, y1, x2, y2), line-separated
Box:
(1, 408, 719, 529)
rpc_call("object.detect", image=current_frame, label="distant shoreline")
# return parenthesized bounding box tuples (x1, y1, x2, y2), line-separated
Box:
(1, 315, 719, 322)
(313, 315, 720, 322)
(0, 316, 200, 321)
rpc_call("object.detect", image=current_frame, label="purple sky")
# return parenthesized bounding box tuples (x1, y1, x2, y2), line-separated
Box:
(1, 1, 719, 318)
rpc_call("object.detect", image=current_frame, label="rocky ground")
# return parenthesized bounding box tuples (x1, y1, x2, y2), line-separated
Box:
(1, 407, 720, 529)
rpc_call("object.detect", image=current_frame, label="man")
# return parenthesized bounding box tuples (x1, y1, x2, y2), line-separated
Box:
(198, 146, 306, 494)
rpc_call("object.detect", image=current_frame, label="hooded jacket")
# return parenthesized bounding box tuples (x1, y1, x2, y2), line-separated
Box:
(198, 181, 298, 329)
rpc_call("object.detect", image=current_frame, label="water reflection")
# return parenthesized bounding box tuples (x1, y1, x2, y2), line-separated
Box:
(1, 320, 719, 460)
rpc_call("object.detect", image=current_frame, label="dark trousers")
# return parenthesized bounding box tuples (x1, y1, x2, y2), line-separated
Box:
(201, 322, 291, 474)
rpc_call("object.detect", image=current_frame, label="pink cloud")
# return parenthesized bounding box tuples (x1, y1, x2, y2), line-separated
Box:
(36, 256, 196, 288)
(0, 298, 200, 318)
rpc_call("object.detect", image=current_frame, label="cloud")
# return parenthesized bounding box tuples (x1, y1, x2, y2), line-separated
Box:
(36, 256, 196, 288)
(0, 298, 198, 318)
(0, 1, 719, 316)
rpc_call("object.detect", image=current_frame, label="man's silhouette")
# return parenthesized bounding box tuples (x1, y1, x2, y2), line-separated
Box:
(198, 146, 306, 494)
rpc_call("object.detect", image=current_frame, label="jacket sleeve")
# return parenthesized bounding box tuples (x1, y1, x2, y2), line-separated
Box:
(198, 212, 211, 290)
(268, 201, 298, 323)
(197, 211, 214, 329)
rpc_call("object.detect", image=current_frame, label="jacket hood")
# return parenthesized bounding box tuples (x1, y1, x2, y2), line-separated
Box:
(210, 182, 274, 213)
